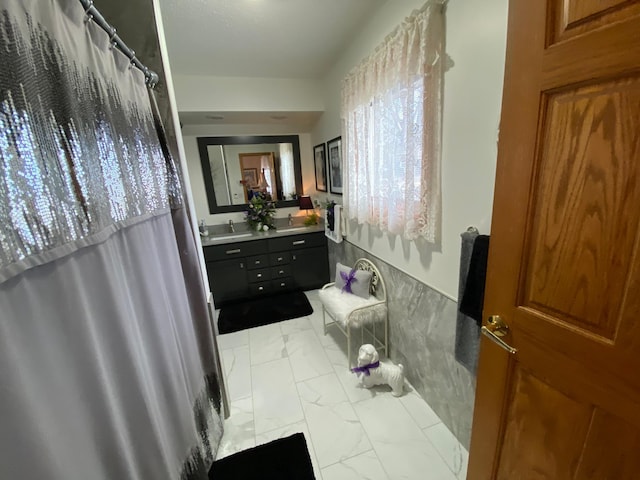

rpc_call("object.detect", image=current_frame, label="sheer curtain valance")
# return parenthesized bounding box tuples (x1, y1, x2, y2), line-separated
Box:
(341, 1, 444, 242)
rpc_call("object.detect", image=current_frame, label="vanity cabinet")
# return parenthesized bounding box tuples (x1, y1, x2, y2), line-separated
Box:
(267, 232, 329, 291)
(203, 239, 267, 305)
(204, 231, 329, 306)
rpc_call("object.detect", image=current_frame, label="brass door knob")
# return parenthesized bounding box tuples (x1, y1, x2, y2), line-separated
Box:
(482, 315, 517, 354)
(486, 315, 509, 337)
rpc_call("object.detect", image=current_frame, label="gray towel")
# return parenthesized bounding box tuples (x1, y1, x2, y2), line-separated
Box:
(455, 230, 481, 374)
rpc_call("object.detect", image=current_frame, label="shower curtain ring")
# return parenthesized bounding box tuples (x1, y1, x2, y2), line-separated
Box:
(83, 0, 94, 24)
(129, 52, 136, 70)
(109, 27, 117, 49)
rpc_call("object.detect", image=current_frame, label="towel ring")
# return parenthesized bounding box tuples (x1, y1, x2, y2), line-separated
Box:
(467, 226, 479, 234)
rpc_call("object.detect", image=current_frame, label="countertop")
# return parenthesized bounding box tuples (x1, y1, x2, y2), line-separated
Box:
(200, 222, 325, 247)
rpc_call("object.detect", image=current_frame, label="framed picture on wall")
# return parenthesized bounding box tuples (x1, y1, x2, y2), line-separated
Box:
(327, 136, 343, 195)
(242, 168, 258, 188)
(313, 143, 327, 192)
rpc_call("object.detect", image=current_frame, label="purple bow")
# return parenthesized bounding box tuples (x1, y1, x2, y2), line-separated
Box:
(340, 268, 358, 294)
(351, 361, 380, 377)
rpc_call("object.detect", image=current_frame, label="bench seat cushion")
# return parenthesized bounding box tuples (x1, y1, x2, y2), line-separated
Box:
(318, 285, 387, 328)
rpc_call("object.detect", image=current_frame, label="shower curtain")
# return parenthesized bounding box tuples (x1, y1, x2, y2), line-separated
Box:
(0, 0, 223, 479)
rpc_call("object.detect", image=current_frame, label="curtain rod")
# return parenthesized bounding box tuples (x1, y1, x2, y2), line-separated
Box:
(78, 0, 159, 88)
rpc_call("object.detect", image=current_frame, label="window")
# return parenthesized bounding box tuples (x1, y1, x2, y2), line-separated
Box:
(341, 2, 444, 242)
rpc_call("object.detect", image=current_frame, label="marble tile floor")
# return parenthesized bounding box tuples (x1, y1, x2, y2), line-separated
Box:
(215, 290, 469, 480)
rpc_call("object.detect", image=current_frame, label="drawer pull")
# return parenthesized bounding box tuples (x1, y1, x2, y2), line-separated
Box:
(255, 260, 261, 265)
(277, 257, 283, 261)
(279, 270, 284, 274)
(292, 240, 305, 246)
(226, 249, 241, 255)
(257, 273, 262, 278)
(258, 286, 264, 291)
(240, 263, 244, 269)
(280, 282, 285, 287)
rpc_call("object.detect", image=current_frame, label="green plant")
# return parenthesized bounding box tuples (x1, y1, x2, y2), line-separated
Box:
(245, 193, 276, 230)
(304, 212, 319, 226)
(321, 199, 336, 210)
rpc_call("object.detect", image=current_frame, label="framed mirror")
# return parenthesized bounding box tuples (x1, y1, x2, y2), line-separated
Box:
(197, 135, 303, 213)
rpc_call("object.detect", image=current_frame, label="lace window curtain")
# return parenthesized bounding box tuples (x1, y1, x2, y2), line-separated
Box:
(0, 0, 222, 478)
(341, 2, 444, 242)
(279, 142, 296, 199)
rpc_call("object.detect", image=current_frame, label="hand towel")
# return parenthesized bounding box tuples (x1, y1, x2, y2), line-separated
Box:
(455, 230, 482, 374)
(460, 235, 490, 326)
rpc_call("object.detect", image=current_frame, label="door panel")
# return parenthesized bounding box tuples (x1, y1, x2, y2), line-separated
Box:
(549, 0, 640, 43)
(468, 0, 640, 477)
(497, 366, 640, 480)
(523, 79, 640, 339)
(496, 367, 592, 480)
(567, 0, 633, 22)
(574, 410, 640, 478)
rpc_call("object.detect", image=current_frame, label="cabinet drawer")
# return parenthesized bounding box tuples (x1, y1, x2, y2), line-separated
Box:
(270, 251, 291, 265)
(248, 268, 271, 283)
(268, 231, 326, 252)
(204, 239, 267, 262)
(247, 254, 269, 270)
(271, 264, 291, 278)
(250, 282, 271, 296)
(271, 278, 292, 292)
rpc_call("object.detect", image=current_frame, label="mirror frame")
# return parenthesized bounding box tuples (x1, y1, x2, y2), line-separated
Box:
(197, 135, 303, 214)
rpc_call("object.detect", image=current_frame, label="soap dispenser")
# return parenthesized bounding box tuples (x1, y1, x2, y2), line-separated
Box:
(198, 220, 208, 237)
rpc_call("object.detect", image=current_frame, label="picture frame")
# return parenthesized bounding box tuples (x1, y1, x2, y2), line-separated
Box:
(327, 136, 343, 195)
(242, 168, 258, 188)
(313, 143, 327, 192)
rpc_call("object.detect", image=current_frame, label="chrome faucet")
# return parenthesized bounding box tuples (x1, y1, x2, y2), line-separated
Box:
(229, 219, 235, 232)
(288, 213, 293, 226)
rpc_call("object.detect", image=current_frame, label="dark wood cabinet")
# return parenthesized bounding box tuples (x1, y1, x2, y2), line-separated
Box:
(205, 257, 248, 303)
(204, 231, 329, 307)
(204, 239, 267, 305)
(291, 246, 330, 290)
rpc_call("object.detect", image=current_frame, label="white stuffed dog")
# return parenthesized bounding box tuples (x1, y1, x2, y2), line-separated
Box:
(352, 344, 405, 396)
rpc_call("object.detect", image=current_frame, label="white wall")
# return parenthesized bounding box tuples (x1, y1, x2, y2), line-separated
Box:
(174, 74, 324, 112)
(312, 0, 509, 299)
(181, 124, 318, 225)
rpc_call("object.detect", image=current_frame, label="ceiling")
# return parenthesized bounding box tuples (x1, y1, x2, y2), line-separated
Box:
(179, 111, 322, 128)
(97, 0, 386, 127)
(158, 0, 386, 79)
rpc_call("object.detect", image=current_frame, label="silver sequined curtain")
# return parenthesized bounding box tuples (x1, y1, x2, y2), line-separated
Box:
(0, 0, 222, 478)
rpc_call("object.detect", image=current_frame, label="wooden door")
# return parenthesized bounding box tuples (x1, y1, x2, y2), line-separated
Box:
(468, 1, 640, 479)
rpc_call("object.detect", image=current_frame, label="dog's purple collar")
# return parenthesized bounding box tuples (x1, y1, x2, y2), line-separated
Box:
(351, 361, 380, 377)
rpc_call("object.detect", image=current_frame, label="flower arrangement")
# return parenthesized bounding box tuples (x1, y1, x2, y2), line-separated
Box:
(245, 192, 276, 231)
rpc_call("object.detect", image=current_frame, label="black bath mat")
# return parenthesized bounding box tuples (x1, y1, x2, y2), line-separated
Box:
(209, 433, 316, 479)
(217, 291, 313, 334)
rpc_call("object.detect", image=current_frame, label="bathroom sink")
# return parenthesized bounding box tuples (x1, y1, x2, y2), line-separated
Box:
(207, 232, 253, 241)
(277, 226, 310, 233)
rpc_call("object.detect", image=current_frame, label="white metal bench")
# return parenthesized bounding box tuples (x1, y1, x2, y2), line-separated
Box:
(318, 258, 388, 367)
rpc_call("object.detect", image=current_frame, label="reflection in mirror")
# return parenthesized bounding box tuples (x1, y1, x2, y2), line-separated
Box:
(197, 135, 303, 214)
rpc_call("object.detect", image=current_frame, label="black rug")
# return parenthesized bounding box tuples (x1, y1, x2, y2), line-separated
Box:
(217, 291, 313, 334)
(209, 433, 316, 479)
